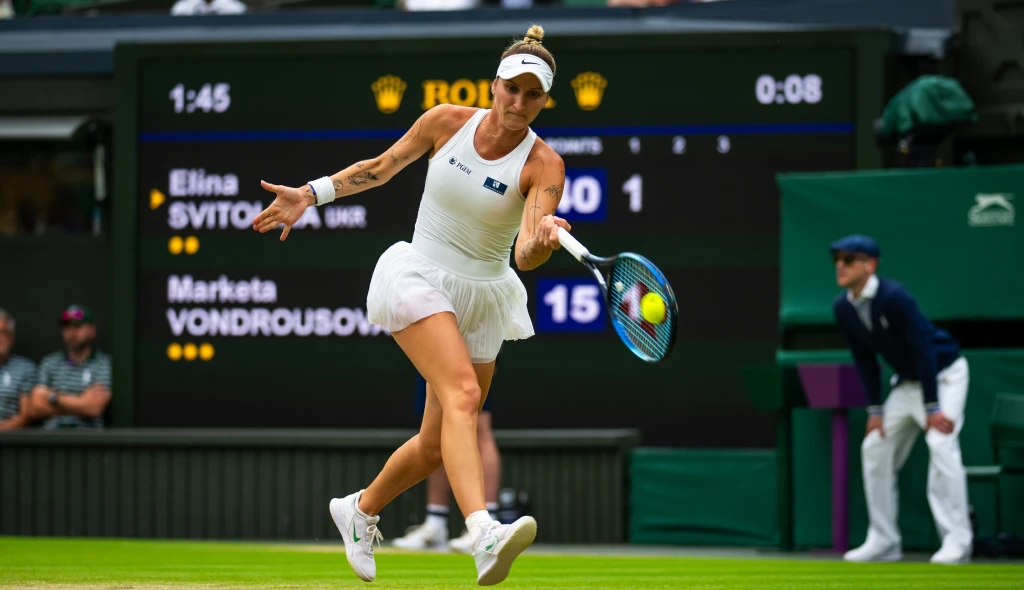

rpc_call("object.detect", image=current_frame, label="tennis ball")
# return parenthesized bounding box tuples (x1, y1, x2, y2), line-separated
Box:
(640, 292, 666, 324)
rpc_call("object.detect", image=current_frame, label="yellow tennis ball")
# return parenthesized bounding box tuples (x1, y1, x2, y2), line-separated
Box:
(640, 292, 666, 324)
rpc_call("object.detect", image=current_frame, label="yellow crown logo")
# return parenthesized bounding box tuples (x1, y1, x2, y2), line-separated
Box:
(570, 72, 607, 111)
(371, 75, 407, 114)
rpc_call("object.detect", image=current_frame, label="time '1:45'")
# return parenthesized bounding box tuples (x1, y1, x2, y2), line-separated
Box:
(169, 83, 231, 114)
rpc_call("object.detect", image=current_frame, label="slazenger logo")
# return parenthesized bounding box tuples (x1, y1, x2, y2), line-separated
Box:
(968, 193, 1014, 227)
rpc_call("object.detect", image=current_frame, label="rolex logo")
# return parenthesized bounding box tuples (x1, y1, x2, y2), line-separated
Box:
(371, 75, 407, 114)
(570, 72, 607, 111)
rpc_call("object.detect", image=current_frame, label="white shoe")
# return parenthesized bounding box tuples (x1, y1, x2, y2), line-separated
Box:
(930, 544, 971, 565)
(448, 528, 473, 554)
(392, 521, 448, 550)
(843, 541, 902, 563)
(473, 516, 537, 586)
(329, 490, 383, 582)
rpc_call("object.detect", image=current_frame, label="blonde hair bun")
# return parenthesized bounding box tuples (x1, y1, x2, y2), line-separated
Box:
(524, 25, 545, 45)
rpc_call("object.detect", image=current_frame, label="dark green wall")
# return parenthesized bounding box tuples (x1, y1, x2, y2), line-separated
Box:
(0, 428, 637, 544)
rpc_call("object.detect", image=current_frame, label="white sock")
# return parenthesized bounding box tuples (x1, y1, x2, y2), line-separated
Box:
(486, 502, 499, 521)
(353, 490, 370, 518)
(466, 509, 493, 544)
(425, 503, 449, 530)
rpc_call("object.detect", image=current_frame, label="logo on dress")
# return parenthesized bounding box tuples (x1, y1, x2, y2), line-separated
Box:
(483, 177, 508, 195)
(449, 157, 457, 165)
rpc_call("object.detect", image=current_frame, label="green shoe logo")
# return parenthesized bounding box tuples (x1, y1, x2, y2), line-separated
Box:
(485, 536, 497, 551)
(353, 523, 361, 542)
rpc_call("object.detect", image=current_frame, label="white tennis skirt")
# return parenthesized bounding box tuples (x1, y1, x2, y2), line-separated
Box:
(366, 235, 535, 363)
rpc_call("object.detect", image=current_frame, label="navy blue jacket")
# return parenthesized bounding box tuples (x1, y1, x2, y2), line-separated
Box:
(833, 277, 961, 411)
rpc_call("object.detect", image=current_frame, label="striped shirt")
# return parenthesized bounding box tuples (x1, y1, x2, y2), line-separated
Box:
(0, 355, 37, 422)
(37, 350, 112, 429)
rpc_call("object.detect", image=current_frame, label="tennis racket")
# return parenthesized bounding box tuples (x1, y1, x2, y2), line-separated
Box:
(556, 227, 678, 363)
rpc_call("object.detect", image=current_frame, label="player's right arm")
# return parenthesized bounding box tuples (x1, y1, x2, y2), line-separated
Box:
(253, 105, 451, 240)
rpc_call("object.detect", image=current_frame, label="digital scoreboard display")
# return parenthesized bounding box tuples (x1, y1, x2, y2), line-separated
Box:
(114, 32, 886, 446)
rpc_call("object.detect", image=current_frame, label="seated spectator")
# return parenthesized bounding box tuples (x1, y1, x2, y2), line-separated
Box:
(0, 308, 36, 430)
(30, 305, 111, 430)
(171, 0, 247, 15)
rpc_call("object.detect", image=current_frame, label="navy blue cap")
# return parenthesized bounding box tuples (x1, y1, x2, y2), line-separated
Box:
(829, 234, 880, 258)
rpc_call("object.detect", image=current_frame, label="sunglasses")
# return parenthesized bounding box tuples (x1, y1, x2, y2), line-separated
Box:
(832, 253, 869, 266)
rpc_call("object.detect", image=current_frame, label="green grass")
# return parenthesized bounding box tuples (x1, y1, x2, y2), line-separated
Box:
(0, 537, 1021, 589)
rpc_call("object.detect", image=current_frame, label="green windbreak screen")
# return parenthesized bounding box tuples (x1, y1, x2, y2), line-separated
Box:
(778, 165, 1023, 327)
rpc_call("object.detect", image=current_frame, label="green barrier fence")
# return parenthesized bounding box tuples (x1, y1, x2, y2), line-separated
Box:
(778, 164, 1024, 327)
(629, 448, 778, 547)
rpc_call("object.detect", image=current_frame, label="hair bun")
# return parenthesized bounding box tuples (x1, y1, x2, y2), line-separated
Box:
(524, 24, 545, 45)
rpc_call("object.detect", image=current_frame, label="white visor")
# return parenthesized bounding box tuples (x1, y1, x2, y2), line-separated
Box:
(496, 54, 553, 92)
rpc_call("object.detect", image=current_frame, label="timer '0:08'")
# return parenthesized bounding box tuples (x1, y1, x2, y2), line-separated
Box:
(755, 74, 822, 105)
(169, 83, 232, 114)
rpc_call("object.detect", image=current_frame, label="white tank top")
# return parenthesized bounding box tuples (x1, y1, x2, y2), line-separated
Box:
(412, 109, 537, 271)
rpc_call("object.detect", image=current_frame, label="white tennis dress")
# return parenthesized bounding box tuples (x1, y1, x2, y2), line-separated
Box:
(366, 109, 536, 363)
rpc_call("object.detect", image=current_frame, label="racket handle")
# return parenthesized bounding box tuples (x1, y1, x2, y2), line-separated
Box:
(557, 227, 590, 262)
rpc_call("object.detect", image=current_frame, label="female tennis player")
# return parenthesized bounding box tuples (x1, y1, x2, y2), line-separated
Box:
(253, 26, 568, 586)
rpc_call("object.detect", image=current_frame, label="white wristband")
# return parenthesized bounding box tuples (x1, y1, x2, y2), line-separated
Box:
(308, 176, 336, 206)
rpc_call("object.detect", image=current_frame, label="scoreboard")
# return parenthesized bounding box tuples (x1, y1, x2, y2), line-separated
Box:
(113, 31, 889, 446)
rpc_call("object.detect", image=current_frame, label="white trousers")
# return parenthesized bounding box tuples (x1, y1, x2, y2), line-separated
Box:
(860, 356, 972, 553)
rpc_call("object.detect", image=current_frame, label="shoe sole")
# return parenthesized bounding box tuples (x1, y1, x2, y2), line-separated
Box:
(329, 498, 374, 582)
(931, 557, 970, 565)
(392, 540, 449, 551)
(844, 553, 902, 563)
(477, 517, 537, 586)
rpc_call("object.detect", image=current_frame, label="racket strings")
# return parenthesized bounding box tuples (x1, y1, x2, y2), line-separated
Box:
(609, 257, 675, 361)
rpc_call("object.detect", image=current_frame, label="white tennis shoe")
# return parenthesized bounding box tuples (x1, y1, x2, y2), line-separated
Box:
(329, 490, 383, 582)
(448, 528, 473, 554)
(392, 520, 448, 550)
(473, 516, 537, 586)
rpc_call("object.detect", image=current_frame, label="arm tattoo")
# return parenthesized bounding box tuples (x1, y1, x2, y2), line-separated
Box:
(389, 150, 398, 165)
(301, 185, 315, 207)
(332, 179, 343, 193)
(347, 170, 379, 186)
(396, 120, 422, 145)
(528, 199, 543, 233)
(544, 183, 564, 201)
(527, 161, 545, 233)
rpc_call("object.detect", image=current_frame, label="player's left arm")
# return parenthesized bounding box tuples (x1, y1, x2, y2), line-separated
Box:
(514, 144, 570, 271)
